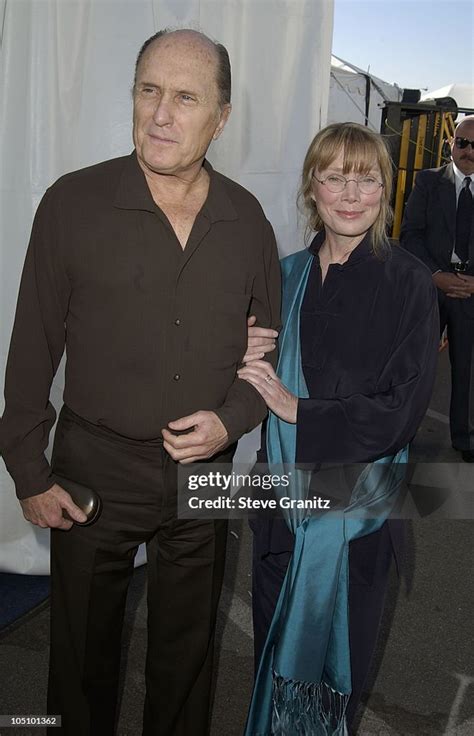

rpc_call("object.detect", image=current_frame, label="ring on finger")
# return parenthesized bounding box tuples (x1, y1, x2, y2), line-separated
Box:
(265, 375, 273, 383)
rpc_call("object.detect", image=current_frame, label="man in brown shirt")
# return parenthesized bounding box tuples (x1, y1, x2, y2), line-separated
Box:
(0, 29, 280, 736)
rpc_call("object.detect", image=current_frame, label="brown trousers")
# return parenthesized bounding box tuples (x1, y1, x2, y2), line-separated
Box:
(47, 405, 229, 736)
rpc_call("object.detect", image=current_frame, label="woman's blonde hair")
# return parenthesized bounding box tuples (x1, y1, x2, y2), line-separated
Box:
(298, 122, 394, 256)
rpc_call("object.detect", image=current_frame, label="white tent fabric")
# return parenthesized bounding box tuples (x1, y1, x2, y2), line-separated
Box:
(420, 84, 474, 113)
(0, 0, 333, 573)
(328, 54, 402, 132)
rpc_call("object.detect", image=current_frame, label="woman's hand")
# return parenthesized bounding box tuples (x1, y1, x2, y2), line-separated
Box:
(237, 360, 298, 423)
(242, 315, 278, 363)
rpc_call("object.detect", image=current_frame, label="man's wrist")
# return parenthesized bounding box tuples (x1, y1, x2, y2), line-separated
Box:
(213, 406, 240, 444)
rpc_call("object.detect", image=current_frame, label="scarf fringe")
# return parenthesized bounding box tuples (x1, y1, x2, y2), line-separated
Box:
(271, 672, 349, 736)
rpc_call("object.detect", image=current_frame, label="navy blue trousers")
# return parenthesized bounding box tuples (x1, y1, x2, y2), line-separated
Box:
(439, 293, 474, 451)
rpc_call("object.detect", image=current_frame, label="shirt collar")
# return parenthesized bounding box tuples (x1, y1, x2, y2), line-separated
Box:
(452, 161, 471, 184)
(200, 160, 238, 223)
(113, 151, 238, 222)
(452, 162, 473, 199)
(113, 151, 157, 212)
(308, 229, 375, 267)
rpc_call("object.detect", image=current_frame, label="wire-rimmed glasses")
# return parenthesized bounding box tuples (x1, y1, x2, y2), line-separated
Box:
(312, 173, 384, 195)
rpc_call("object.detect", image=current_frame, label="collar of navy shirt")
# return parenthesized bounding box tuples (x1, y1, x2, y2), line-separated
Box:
(309, 229, 376, 269)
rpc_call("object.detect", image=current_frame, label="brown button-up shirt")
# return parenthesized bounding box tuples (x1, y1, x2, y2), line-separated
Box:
(0, 153, 281, 499)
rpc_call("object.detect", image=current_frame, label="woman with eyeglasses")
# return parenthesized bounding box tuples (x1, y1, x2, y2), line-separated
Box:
(239, 122, 439, 735)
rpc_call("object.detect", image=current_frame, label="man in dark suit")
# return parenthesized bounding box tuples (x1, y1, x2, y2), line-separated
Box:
(401, 115, 474, 461)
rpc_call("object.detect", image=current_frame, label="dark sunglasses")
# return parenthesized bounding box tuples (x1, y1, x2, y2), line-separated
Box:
(455, 137, 474, 150)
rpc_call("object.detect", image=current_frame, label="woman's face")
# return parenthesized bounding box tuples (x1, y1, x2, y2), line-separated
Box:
(311, 149, 383, 241)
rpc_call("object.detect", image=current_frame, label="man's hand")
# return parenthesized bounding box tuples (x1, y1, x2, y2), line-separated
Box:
(242, 315, 278, 363)
(237, 360, 298, 423)
(162, 411, 229, 463)
(19, 484, 88, 530)
(433, 271, 473, 299)
(451, 274, 474, 297)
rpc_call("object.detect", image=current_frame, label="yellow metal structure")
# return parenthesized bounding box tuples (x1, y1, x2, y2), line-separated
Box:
(392, 119, 411, 238)
(380, 101, 464, 239)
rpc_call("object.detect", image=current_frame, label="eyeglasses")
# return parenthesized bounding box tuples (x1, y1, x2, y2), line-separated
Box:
(312, 174, 384, 195)
(455, 137, 474, 150)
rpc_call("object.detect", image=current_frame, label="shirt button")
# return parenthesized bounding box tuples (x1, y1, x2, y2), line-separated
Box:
(173, 373, 181, 381)
(174, 318, 181, 326)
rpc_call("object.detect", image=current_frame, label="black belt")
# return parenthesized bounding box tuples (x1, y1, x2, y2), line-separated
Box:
(451, 261, 469, 273)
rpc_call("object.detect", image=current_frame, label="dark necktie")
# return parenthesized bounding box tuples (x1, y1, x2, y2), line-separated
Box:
(455, 176, 472, 263)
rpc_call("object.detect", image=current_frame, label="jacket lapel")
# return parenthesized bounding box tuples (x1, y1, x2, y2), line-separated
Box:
(469, 176, 474, 264)
(438, 163, 456, 241)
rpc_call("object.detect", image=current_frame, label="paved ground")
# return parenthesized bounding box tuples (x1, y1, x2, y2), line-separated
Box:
(0, 350, 473, 736)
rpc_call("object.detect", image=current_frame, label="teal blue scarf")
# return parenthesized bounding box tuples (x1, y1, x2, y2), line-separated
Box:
(245, 248, 408, 736)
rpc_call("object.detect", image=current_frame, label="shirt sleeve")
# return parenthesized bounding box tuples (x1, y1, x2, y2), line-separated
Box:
(295, 272, 439, 463)
(215, 219, 282, 443)
(399, 173, 442, 273)
(0, 188, 70, 499)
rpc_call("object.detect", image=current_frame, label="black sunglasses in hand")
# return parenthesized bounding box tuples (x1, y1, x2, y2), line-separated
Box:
(455, 137, 474, 150)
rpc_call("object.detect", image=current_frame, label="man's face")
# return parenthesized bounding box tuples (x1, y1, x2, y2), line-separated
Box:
(451, 119, 474, 176)
(133, 33, 231, 179)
